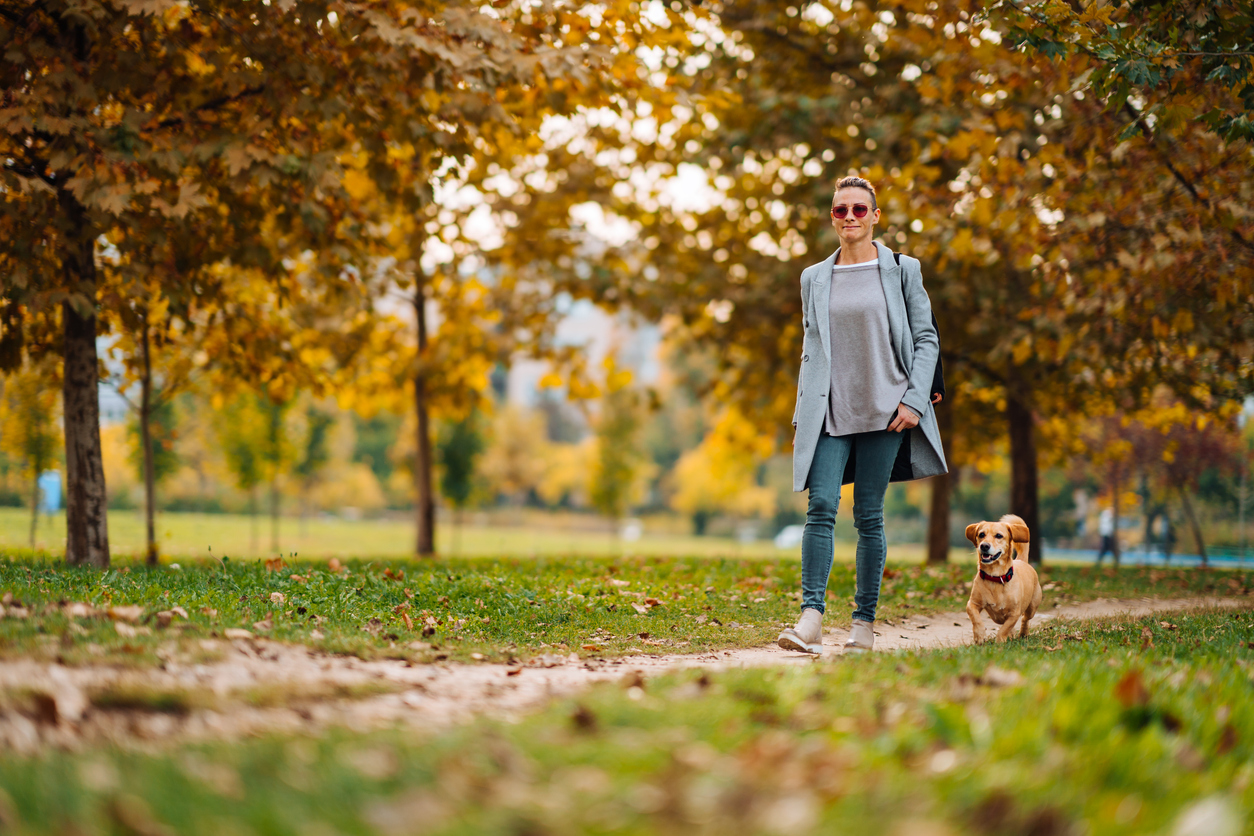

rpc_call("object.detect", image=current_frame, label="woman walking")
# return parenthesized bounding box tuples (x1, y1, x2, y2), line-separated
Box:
(777, 176, 947, 655)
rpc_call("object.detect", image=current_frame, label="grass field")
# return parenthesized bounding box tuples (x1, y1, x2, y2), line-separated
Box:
(1, 552, 1249, 666)
(1, 607, 1249, 835)
(1, 507, 933, 562)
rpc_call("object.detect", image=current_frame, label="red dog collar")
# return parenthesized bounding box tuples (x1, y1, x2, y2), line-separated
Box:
(979, 566, 1014, 584)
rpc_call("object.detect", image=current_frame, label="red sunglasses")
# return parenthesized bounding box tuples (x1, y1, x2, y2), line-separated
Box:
(831, 204, 870, 219)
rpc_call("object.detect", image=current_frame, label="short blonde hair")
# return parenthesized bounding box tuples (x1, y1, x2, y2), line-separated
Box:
(833, 176, 877, 211)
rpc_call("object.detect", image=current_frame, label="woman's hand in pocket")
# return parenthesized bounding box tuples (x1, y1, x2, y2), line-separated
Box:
(888, 403, 919, 433)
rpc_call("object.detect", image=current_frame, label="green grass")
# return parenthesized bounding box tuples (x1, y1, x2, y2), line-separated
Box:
(0, 608, 1250, 835)
(5, 506, 859, 561)
(1, 551, 1250, 667)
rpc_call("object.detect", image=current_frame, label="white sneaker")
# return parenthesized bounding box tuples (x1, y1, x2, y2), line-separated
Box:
(844, 619, 875, 654)
(777, 608, 824, 655)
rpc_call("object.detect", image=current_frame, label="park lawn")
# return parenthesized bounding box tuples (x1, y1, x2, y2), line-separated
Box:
(0, 552, 1249, 667)
(0, 608, 1250, 835)
(0, 507, 822, 561)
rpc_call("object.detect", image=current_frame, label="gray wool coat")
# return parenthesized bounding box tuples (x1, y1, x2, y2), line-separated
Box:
(791, 241, 948, 492)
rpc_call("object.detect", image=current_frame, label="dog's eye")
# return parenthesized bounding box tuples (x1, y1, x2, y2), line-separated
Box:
(977, 532, 985, 539)
(994, 533, 1003, 539)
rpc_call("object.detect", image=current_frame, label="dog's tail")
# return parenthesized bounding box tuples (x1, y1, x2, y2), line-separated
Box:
(999, 514, 1027, 529)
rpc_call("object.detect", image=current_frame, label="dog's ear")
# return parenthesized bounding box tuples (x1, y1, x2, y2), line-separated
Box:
(965, 523, 980, 545)
(1007, 521, 1030, 543)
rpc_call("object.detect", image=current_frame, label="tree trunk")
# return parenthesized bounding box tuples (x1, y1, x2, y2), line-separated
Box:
(1111, 461, 1121, 569)
(268, 403, 282, 554)
(60, 201, 110, 568)
(1179, 488, 1208, 565)
(29, 470, 39, 549)
(140, 311, 159, 566)
(270, 473, 280, 554)
(249, 484, 258, 556)
(926, 399, 954, 564)
(414, 282, 435, 557)
(1006, 394, 1042, 565)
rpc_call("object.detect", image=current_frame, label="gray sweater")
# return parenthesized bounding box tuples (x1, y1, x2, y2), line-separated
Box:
(824, 259, 910, 436)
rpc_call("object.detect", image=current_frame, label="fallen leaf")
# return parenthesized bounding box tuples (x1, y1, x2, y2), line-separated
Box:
(253, 618, 273, 633)
(581, 644, 601, 651)
(200, 607, 218, 618)
(982, 666, 1024, 687)
(108, 605, 144, 624)
(364, 617, 383, 636)
(269, 592, 286, 604)
(631, 603, 649, 615)
(64, 602, 96, 619)
(154, 611, 174, 629)
(290, 575, 308, 584)
(644, 597, 662, 607)
(328, 558, 345, 574)
(506, 668, 522, 676)
(224, 628, 254, 640)
(1141, 627, 1155, 650)
(115, 623, 138, 637)
(471, 653, 485, 661)
(264, 557, 285, 572)
(1217, 724, 1238, 755)
(310, 629, 325, 640)
(170, 606, 188, 619)
(1114, 669, 1149, 708)
(1159, 621, 1178, 630)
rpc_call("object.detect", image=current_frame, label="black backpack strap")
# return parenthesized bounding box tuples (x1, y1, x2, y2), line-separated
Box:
(894, 251, 946, 403)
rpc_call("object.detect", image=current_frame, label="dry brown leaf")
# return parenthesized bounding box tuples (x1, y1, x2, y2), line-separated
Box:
(224, 628, 254, 640)
(328, 558, 346, 574)
(631, 603, 649, 615)
(264, 557, 285, 572)
(108, 605, 144, 624)
(252, 618, 273, 633)
(289, 574, 308, 584)
(269, 592, 286, 604)
(581, 644, 601, 651)
(1114, 669, 1149, 708)
(1141, 627, 1155, 650)
(64, 602, 96, 619)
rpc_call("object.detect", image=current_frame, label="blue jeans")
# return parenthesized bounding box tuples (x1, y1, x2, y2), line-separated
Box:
(801, 430, 904, 622)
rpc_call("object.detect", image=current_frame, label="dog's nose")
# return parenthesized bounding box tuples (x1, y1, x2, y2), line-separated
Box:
(979, 544, 990, 554)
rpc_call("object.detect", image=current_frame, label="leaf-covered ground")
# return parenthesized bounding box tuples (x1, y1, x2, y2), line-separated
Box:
(1, 552, 1250, 666)
(0, 608, 1250, 835)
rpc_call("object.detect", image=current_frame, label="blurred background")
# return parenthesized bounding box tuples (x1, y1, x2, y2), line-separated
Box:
(2, 0, 1252, 565)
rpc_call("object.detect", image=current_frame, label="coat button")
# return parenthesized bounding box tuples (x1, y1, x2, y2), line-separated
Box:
(803, 354, 809, 362)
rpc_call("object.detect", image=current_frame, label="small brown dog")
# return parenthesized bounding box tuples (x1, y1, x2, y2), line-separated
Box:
(964, 514, 1042, 643)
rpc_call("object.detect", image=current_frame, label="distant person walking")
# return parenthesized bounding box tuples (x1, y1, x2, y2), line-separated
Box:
(1096, 507, 1115, 565)
(777, 176, 947, 656)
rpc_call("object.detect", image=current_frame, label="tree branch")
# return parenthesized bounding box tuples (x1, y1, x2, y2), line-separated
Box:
(1121, 100, 1254, 254)
(3, 157, 57, 188)
(0, 0, 44, 26)
(144, 85, 267, 132)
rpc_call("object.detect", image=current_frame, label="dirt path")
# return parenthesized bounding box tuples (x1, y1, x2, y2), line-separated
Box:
(2, 596, 1246, 753)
